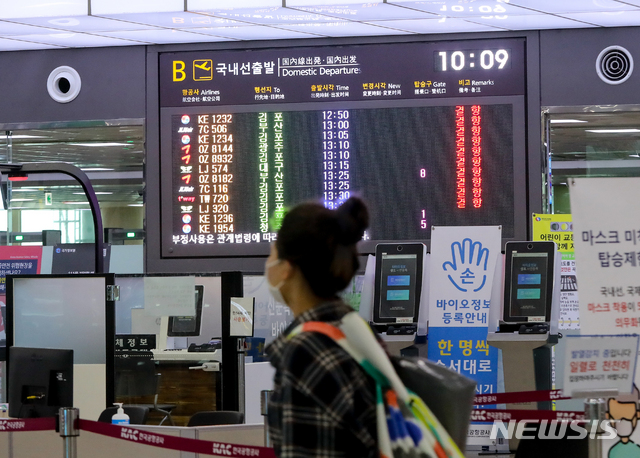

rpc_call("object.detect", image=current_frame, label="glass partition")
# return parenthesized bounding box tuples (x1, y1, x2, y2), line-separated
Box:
(6, 275, 114, 420)
(0, 120, 144, 247)
(112, 274, 294, 425)
(546, 108, 640, 214)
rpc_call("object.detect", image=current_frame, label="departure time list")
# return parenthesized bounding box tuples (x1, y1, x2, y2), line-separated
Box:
(171, 103, 516, 250)
(160, 37, 526, 257)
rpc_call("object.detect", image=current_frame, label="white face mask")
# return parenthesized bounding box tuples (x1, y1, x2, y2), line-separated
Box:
(265, 259, 287, 305)
(615, 418, 634, 437)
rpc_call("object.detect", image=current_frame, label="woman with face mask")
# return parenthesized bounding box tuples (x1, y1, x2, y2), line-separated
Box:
(264, 196, 375, 458)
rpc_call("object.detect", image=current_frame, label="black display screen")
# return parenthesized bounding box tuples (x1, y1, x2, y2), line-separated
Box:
(164, 103, 515, 255)
(158, 38, 526, 258)
(508, 252, 549, 321)
(379, 253, 418, 319)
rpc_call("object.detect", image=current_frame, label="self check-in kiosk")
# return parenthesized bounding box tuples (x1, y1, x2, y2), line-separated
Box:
(361, 243, 427, 355)
(487, 241, 561, 450)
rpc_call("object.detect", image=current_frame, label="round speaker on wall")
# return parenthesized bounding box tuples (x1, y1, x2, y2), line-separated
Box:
(596, 46, 634, 85)
(47, 66, 81, 103)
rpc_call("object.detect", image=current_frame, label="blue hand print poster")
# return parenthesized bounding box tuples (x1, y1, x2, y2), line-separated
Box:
(443, 238, 491, 293)
(428, 226, 501, 417)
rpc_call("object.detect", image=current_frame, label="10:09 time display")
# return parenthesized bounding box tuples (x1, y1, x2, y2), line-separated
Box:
(435, 49, 510, 72)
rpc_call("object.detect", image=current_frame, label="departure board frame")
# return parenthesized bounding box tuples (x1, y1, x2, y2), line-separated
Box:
(152, 36, 533, 261)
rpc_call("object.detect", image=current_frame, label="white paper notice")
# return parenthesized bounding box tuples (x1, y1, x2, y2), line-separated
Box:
(570, 177, 640, 335)
(143, 276, 196, 317)
(562, 335, 638, 396)
(230, 297, 255, 337)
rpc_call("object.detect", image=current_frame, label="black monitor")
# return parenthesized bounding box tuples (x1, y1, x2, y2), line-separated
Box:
(502, 241, 556, 324)
(8, 347, 73, 418)
(167, 285, 204, 337)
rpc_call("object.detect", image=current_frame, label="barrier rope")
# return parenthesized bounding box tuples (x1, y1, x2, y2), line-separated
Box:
(0, 389, 602, 455)
(0, 417, 56, 432)
(470, 408, 585, 423)
(79, 419, 276, 458)
(474, 389, 570, 405)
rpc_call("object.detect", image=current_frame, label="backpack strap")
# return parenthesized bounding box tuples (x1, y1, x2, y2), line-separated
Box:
(288, 313, 410, 400)
(288, 315, 392, 388)
(288, 313, 466, 458)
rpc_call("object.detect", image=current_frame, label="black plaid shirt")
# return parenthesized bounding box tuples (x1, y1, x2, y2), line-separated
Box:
(266, 301, 378, 458)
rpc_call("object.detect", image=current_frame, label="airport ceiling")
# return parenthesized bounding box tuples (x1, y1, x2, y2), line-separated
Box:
(3, 1, 640, 207)
(0, 1, 640, 51)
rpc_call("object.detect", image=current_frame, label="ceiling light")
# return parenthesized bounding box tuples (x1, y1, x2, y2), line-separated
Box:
(80, 168, 115, 171)
(585, 129, 640, 133)
(10, 198, 34, 202)
(63, 201, 89, 204)
(74, 142, 129, 147)
(73, 192, 113, 195)
(549, 119, 587, 124)
(128, 203, 144, 207)
(91, 0, 184, 15)
(2, 135, 47, 139)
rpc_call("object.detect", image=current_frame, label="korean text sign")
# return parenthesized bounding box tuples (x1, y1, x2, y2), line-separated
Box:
(562, 335, 638, 396)
(569, 178, 640, 334)
(532, 214, 578, 330)
(427, 226, 501, 396)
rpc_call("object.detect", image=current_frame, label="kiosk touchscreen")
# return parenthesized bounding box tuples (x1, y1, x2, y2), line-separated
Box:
(502, 241, 556, 325)
(373, 243, 424, 325)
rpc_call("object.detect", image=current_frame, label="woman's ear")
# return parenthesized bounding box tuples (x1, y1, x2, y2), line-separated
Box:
(281, 259, 295, 280)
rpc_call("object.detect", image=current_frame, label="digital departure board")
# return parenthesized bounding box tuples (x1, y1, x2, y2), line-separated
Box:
(158, 38, 527, 258)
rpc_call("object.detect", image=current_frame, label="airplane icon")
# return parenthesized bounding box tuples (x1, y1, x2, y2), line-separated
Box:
(193, 59, 213, 81)
(194, 61, 211, 71)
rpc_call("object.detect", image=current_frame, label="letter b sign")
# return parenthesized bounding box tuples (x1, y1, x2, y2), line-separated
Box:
(173, 61, 186, 82)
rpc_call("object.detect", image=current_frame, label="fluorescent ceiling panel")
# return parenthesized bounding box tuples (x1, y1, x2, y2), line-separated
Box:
(366, 17, 503, 33)
(93, 11, 245, 29)
(560, 10, 640, 27)
(188, 0, 282, 8)
(91, 0, 184, 15)
(507, 0, 634, 14)
(99, 28, 236, 44)
(0, 37, 62, 51)
(277, 20, 413, 37)
(0, 0, 87, 19)
(586, 129, 640, 133)
(286, 0, 366, 5)
(0, 21, 70, 37)
(469, 13, 596, 30)
(387, 0, 536, 17)
(289, 3, 438, 21)
(196, 7, 339, 25)
(192, 25, 322, 40)
(9, 15, 163, 32)
(10, 32, 144, 47)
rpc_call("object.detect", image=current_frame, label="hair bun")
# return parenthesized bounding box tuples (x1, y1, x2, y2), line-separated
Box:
(335, 197, 369, 244)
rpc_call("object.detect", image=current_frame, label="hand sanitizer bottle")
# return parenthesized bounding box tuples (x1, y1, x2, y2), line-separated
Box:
(111, 403, 130, 425)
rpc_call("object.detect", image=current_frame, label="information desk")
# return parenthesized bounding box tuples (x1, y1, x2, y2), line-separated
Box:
(151, 348, 222, 362)
(116, 359, 220, 426)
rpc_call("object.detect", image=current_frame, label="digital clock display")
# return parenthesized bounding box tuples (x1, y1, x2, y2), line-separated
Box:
(435, 49, 511, 72)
